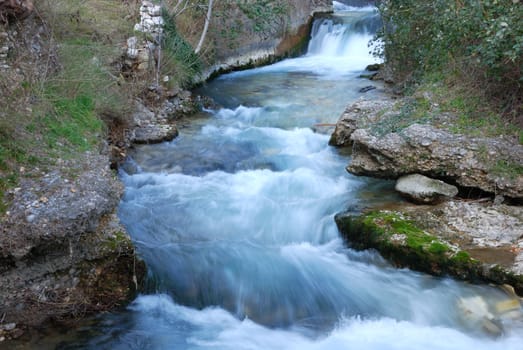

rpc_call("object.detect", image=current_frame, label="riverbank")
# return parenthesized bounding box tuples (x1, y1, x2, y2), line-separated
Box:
(331, 91, 523, 296)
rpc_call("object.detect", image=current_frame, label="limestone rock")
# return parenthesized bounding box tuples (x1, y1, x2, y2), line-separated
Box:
(132, 124, 178, 144)
(456, 296, 503, 336)
(128, 100, 185, 145)
(0, 154, 145, 327)
(125, 1, 163, 73)
(335, 204, 523, 295)
(126, 36, 138, 59)
(395, 174, 458, 204)
(329, 98, 395, 147)
(347, 123, 523, 199)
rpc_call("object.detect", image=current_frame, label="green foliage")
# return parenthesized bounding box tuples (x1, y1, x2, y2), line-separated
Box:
(43, 95, 103, 151)
(375, 0, 523, 118)
(376, 0, 523, 81)
(236, 0, 289, 37)
(161, 9, 203, 87)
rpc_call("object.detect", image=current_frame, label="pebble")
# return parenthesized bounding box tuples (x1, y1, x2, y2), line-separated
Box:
(2, 323, 16, 331)
(26, 214, 35, 223)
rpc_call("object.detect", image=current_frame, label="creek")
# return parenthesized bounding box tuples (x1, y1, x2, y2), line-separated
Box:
(55, 5, 522, 350)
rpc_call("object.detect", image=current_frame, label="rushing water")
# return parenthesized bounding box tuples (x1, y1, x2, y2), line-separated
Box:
(34, 6, 522, 350)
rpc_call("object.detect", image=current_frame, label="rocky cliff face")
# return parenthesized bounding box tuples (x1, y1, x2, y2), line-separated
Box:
(202, 0, 331, 78)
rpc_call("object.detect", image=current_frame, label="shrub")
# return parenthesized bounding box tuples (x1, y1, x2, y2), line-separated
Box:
(160, 8, 203, 87)
(375, 0, 523, 118)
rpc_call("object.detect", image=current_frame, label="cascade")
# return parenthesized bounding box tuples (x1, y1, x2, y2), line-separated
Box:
(38, 5, 523, 350)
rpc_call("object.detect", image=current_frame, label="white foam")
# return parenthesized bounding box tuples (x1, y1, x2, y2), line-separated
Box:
(333, 2, 377, 13)
(123, 295, 523, 350)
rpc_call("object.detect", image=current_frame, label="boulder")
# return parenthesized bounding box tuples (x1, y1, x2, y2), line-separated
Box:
(0, 153, 146, 328)
(395, 174, 458, 204)
(347, 123, 523, 199)
(329, 98, 395, 147)
(335, 203, 523, 295)
(132, 124, 178, 144)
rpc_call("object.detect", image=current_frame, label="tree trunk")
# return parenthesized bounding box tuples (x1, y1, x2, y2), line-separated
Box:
(194, 0, 214, 54)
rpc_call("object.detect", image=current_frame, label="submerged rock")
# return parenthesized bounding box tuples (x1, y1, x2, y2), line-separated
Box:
(456, 296, 502, 336)
(395, 173, 458, 204)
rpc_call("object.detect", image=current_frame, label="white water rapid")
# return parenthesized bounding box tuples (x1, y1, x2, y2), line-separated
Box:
(49, 6, 523, 350)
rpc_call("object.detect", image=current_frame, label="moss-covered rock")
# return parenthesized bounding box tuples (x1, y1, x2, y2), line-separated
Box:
(335, 210, 523, 295)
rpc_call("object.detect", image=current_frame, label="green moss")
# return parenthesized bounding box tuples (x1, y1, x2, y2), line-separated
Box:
(450, 251, 472, 264)
(428, 241, 449, 255)
(104, 231, 130, 252)
(365, 211, 438, 253)
(336, 210, 523, 293)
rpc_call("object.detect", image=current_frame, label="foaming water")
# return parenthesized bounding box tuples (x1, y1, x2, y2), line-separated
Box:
(62, 294, 523, 350)
(46, 6, 523, 350)
(332, 2, 377, 12)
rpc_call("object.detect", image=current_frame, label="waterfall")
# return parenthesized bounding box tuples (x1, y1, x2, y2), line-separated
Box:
(305, 8, 382, 71)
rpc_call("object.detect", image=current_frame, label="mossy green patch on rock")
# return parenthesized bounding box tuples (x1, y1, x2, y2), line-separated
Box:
(335, 210, 523, 295)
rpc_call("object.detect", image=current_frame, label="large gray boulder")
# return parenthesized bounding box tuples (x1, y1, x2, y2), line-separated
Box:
(395, 174, 458, 204)
(347, 123, 523, 199)
(329, 98, 396, 147)
(0, 153, 145, 329)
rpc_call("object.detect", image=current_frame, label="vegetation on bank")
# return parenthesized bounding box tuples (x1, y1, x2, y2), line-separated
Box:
(0, 0, 204, 213)
(374, 0, 522, 136)
(0, 0, 304, 214)
(0, 1, 136, 212)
